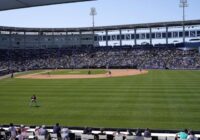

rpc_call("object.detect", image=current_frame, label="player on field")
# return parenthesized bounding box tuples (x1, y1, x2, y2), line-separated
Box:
(30, 95, 38, 107)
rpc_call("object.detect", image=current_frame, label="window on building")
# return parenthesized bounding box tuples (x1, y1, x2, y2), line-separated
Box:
(162, 32, 166, 38)
(168, 32, 172, 38)
(146, 33, 150, 39)
(197, 30, 200, 37)
(131, 34, 135, 39)
(152, 33, 155, 39)
(179, 32, 183, 37)
(190, 31, 196, 37)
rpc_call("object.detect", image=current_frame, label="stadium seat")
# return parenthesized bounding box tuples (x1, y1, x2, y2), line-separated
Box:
(75, 133, 82, 140)
(114, 135, 124, 140)
(167, 136, 175, 140)
(135, 136, 145, 140)
(0, 131, 6, 139)
(61, 133, 69, 140)
(81, 134, 94, 140)
(126, 135, 136, 140)
(144, 137, 152, 140)
(98, 134, 107, 140)
(26, 131, 34, 139)
(50, 133, 58, 140)
(158, 136, 167, 140)
(37, 135, 45, 140)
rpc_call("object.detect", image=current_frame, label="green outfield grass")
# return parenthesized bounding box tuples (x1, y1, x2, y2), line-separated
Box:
(15, 70, 44, 76)
(43, 69, 108, 75)
(0, 70, 200, 130)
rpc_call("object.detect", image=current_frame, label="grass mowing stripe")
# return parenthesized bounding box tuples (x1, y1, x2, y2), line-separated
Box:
(0, 70, 200, 129)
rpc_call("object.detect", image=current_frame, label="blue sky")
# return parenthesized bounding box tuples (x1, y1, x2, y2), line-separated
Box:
(0, 0, 199, 28)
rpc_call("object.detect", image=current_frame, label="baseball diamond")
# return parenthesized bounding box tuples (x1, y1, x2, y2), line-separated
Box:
(0, 0, 200, 140)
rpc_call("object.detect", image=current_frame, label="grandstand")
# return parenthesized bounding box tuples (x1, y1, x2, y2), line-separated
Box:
(0, 20, 200, 72)
(1, 0, 200, 140)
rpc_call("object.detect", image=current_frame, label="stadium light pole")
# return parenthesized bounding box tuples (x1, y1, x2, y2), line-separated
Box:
(90, 7, 97, 45)
(89, 7, 97, 68)
(90, 7, 97, 28)
(179, 0, 188, 44)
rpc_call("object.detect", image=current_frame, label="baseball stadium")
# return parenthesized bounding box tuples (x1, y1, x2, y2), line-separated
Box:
(0, 0, 200, 140)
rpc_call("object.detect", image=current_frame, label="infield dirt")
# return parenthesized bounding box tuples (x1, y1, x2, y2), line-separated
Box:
(16, 69, 148, 79)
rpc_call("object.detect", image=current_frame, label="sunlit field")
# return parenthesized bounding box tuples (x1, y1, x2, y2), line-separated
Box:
(0, 70, 200, 130)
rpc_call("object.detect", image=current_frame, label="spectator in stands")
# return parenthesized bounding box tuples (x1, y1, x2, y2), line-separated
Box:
(187, 130, 197, 140)
(34, 126, 40, 140)
(135, 128, 142, 136)
(16, 129, 23, 140)
(53, 123, 61, 139)
(0, 127, 6, 139)
(88, 128, 93, 135)
(18, 124, 29, 139)
(39, 125, 51, 140)
(113, 129, 124, 140)
(113, 129, 121, 136)
(176, 129, 188, 140)
(8, 123, 17, 140)
(113, 129, 124, 136)
(99, 128, 106, 135)
(83, 127, 90, 134)
(39, 125, 47, 136)
(61, 128, 70, 140)
(144, 128, 151, 137)
(0, 47, 200, 72)
(127, 129, 133, 136)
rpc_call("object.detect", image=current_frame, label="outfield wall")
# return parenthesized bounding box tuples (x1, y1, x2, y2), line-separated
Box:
(0, 69, 10, 76)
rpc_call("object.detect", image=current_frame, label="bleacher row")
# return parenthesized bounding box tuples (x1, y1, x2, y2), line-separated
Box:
(0, 126, 200, 140)
(1, 44, 200, 72)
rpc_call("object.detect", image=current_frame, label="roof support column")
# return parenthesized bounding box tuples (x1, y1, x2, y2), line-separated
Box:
(134, 28, 137, 46)
(38, 31, 41, 49)
(79, 31, 82, 47)
(105, 30, 108, 46)
(23, 31, 26, 48)
(9, 31, 12, 70)
(52, 30, 55, 48)
(119, 29, 122, 46)
(92, 29, 95, 47)
(166, 26, 168, 44)
(65, 31, 68, 47)
(9, 31, 12, 49)
(150, 28, 152, 45)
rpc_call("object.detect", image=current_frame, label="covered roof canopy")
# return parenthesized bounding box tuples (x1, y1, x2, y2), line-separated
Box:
(1, 19, 200, 32)
(0, 0, 94, 11)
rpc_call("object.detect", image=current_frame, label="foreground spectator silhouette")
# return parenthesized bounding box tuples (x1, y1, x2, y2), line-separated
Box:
(176, 129, 188, 140)
(8, 123, 17, 140)
(144, 128, 151, 137)
(53, 123, 61, 139)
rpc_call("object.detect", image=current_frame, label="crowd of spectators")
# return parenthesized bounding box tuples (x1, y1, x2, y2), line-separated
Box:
(0, 45, 200, 73)
(0, 123, 198, 140)
(0, 123, 71, 140)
